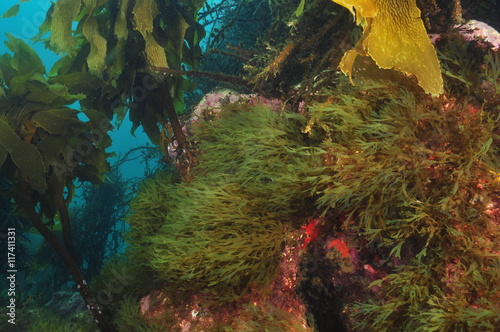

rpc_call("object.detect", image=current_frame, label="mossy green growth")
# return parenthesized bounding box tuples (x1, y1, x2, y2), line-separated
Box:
(90, 255, 154, 320)
(306, 55, 500, 329)
(192, 103, 322, 216)
(125, 50, 500, 328)
(308, 74, 499, 244)
(126, 104, 321, 302)
(25, 308, 96, 332)
(149, 176, 284, 300)
(112, 295, 157, 332)
(235, 303, 315, 331)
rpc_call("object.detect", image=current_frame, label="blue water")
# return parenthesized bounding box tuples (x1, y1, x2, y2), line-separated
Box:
(0, 0, 58, 68)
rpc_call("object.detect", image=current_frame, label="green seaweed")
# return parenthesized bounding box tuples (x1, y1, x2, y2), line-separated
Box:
(0, 34, 111, 217)
(126, 104, 322, 302)
(235, 303, 315, 331)
(112, 295, 155, 332)
(25, 308, 95, 332)
(304, 47, 500, 330)
(34, 0, 207, 144)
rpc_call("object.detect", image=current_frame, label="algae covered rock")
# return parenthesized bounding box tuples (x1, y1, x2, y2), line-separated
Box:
(43, 291, 85, 318)
(126, 103, 322, 302)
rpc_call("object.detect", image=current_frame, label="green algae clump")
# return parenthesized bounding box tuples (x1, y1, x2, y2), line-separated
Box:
(126, 103, 321, 302)
(305, 61, 500, 330)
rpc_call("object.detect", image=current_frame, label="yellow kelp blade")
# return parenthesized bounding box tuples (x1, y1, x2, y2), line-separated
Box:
(332, 0, 443, 96)
(365, 0, 443, 96)
(332, 0, 377, 25)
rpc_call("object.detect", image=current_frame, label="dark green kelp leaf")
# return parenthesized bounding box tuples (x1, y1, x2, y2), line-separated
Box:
(5, 33, 45, 75)
(0, 53, 17, 86)
(0, 119, 47, 193)
(81, 108, 113, 149)
(48, 72, 103, 94)
(18, 103, 53, 121)
(31, 2, 53, 43)
(82, 147, 111, 175)
(25, 78, 85, 104)
(48, 56, 73, 76)
(75, 164, 106, 185)
(0, 1, 33, 19)
(32, 109, 81, 134)
(37, 135, 66, 167)
(133, 105, 160, 145)
(41, 172, 66, 219)
(0, 146, 7, 168)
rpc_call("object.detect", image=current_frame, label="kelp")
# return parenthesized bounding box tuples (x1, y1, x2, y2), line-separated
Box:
(331, 0, 443, 96)
(0, 36, 114, 330)
(132, 0, 168, 69)
(0, 35, 112, 216)
(46, 0, 205, 73)
(27, 0, 206, 145)
(50, 0, 82, 55)
(81, 0, 108, 75)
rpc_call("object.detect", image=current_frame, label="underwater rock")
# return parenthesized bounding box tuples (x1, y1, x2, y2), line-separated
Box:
(190, 89, 284, 123)
(456, 20, 500, 51)
(137, 231, 311, 330)
(43, 291, 86, 317)
(430, 20, 500, 52)
(167, 89, 286, 161)
(297, 215, 384, 331)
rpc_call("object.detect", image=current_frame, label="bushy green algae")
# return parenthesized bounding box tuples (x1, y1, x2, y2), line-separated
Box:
(112, 295, 159, 332)
(191, 103, 323, 216)
(145, 177, 285, 300)
(24, 308, 96, 332)
(126, 104, 322, 302)
(123, 50, 500, 329)
(304, 58, 500, 330)
(235, 303, 314, 332)
(306, 73, 499, 244)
